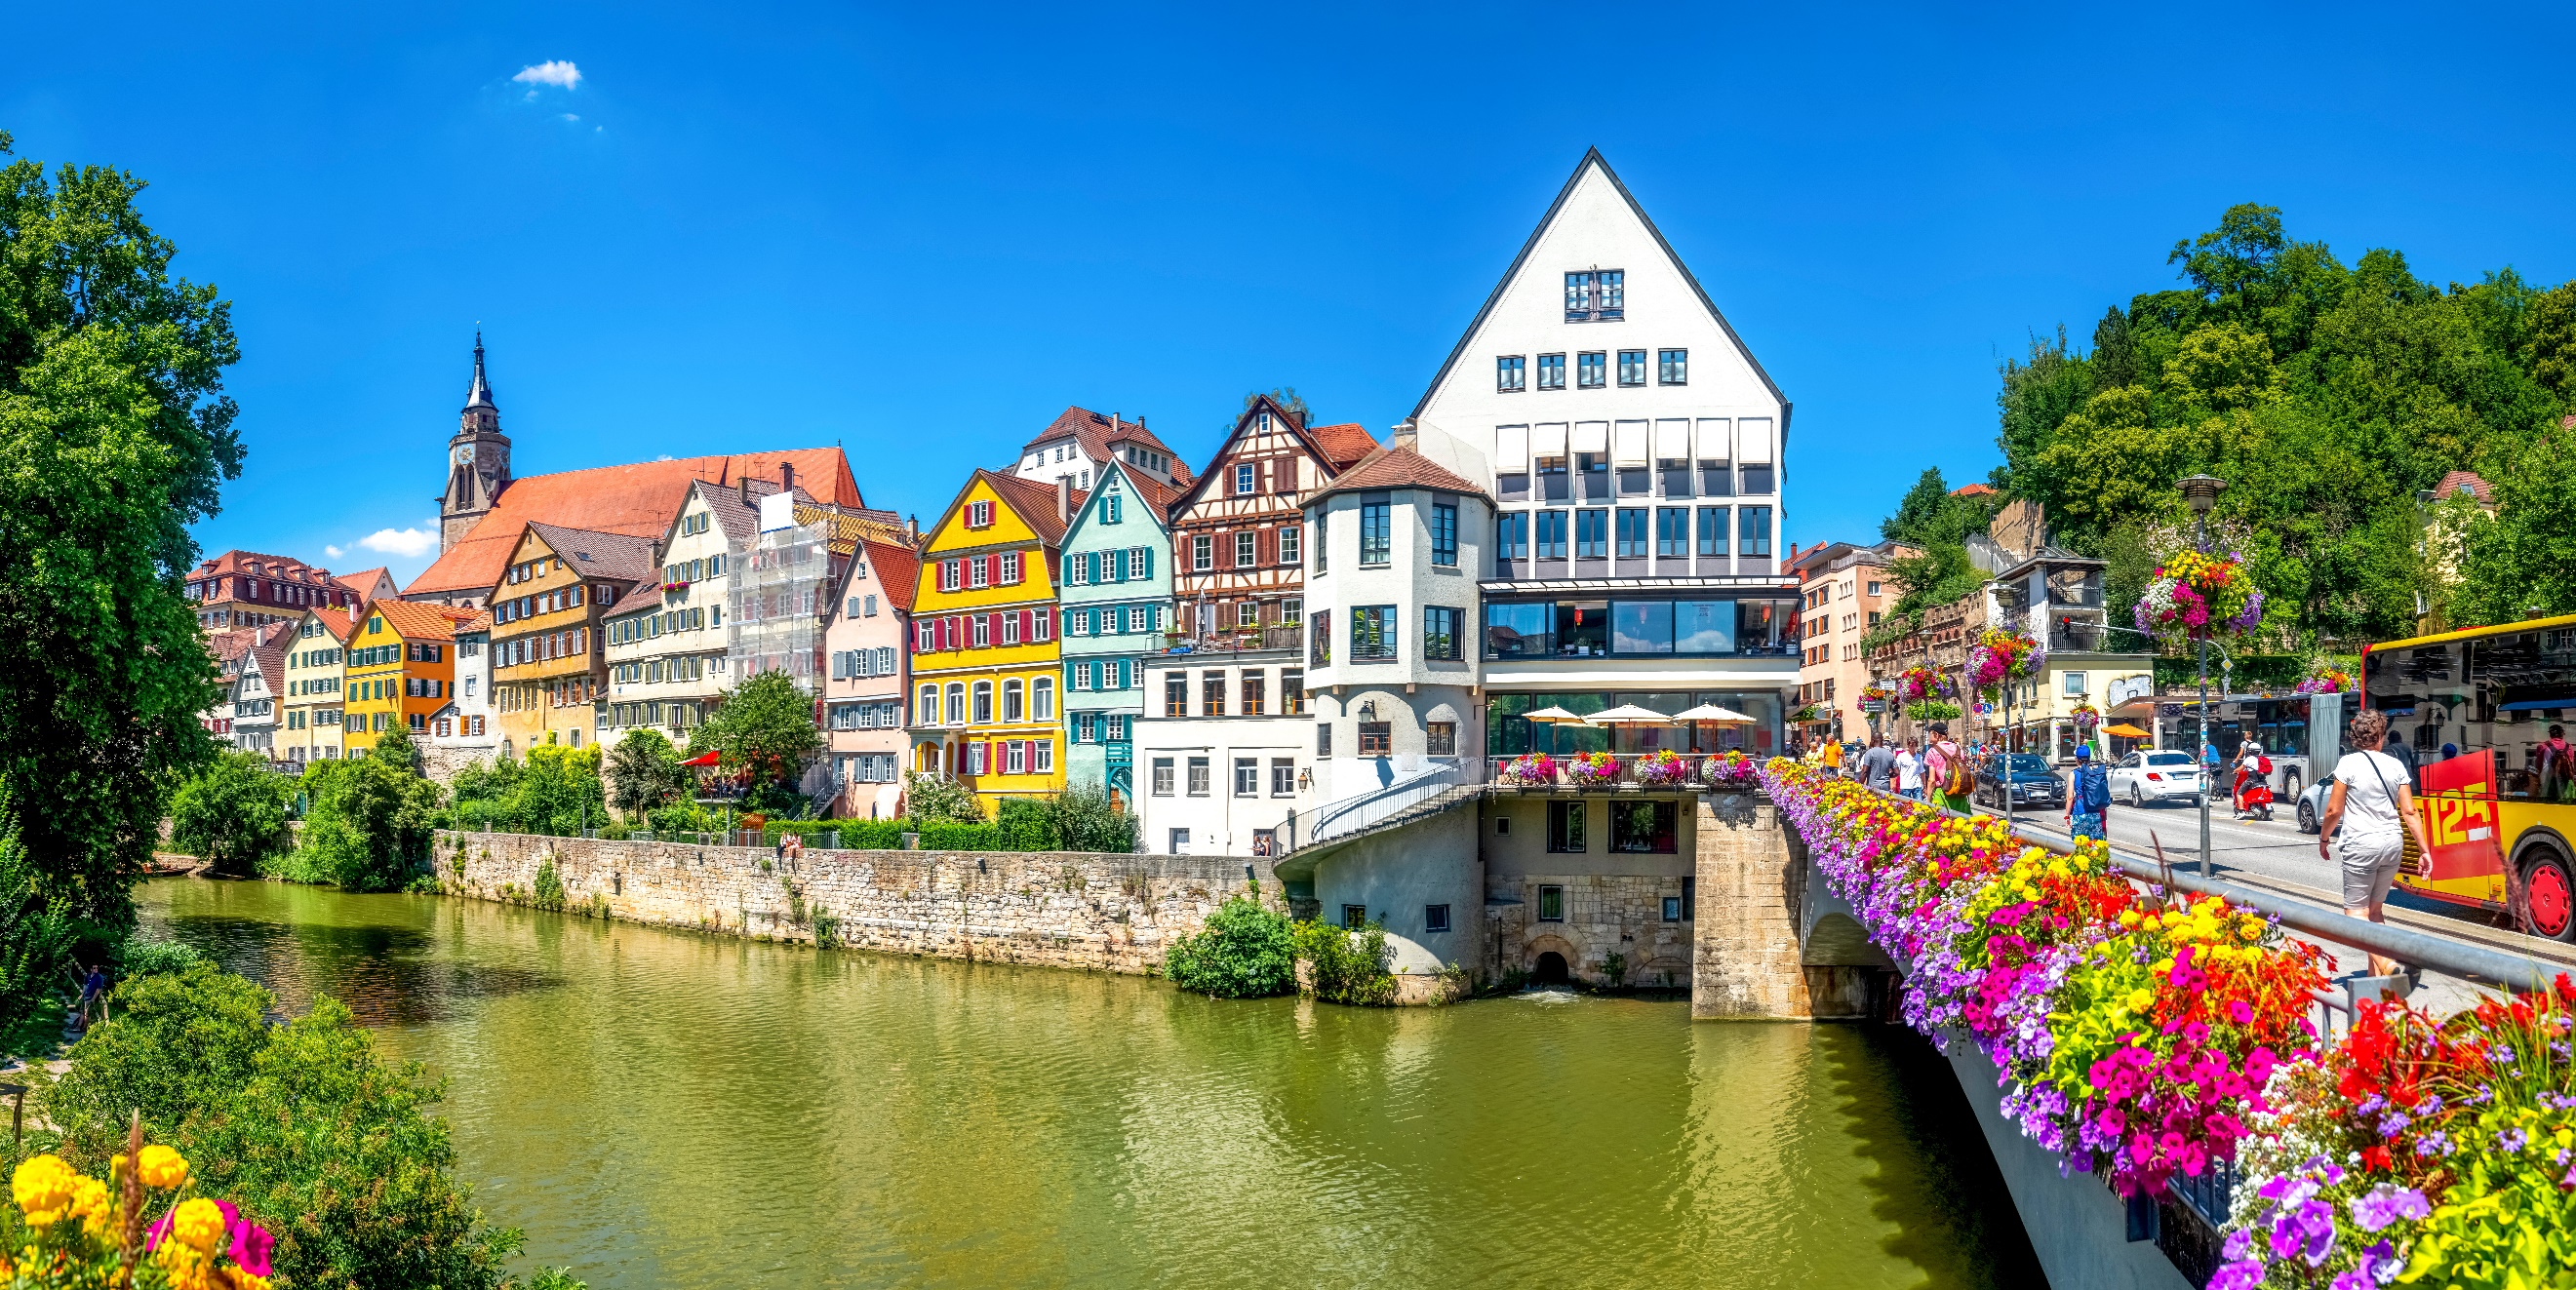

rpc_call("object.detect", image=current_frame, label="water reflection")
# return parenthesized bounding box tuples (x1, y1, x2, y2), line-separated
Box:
(140, 879, 2038, 1289)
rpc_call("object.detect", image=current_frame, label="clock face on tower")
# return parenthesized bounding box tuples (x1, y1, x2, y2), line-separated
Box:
(454, 445, 475, 465)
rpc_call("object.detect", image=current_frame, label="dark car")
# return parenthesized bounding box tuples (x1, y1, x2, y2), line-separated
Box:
(1975, 753, 2065, 810)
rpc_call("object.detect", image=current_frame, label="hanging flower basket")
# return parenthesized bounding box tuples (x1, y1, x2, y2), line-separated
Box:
(1635, 749, 1691, 786)
(1966, 629, 2042, 698)
(1859, 684, 1894, 706)
(1496, 753, 1559, 787)
(1563, 751, 1620, 787)
(2294, 666, 2356, 695)
(2136, 548, 2264, 643)
(1897, 666, 1943, 701)
(2069, 701, 2102, 731)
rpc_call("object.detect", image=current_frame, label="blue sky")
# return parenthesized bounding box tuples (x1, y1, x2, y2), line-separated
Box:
(8, 3, 2572, 586)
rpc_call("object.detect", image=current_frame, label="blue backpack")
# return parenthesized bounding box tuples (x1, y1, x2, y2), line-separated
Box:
(2076, 763, 2112, 811)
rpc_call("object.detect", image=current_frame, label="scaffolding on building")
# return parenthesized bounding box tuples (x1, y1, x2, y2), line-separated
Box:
(728, 517, 831, 691)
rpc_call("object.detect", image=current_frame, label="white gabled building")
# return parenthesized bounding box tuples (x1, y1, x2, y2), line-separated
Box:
(1409, 148, 1801, 766)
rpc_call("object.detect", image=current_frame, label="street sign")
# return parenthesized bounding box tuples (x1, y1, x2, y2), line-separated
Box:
(1861, 700, 1886, 714)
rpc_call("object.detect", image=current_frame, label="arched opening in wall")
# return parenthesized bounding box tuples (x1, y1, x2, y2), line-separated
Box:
(1531, 951, 1570, 985)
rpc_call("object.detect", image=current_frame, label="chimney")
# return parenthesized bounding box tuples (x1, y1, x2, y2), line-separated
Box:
(1392, 419, 1418, 450)
(780, 462, 796, 495)
(739, 473, 752, 505)
(1055, 476, 1072, 526)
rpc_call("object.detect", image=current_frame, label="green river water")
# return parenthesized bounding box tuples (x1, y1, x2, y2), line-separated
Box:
(139, 879, 2042, 1288)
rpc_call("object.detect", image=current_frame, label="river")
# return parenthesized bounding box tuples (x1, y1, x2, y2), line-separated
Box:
(139, 879, 2041, 1288)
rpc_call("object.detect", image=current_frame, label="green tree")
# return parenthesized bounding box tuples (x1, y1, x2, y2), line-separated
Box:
(0, 133, 239, 975)
(48, 961, 527, 1289)
(167, 750, 292, 876)
(604, 727, 690, 820)
(900, 770, 983, 824)
(299, 754, 441, 891)
(693, 671, 821, 813)
(1043, 780, 1139, 853)
(1235, 387, 1311, 431)
(2457, 426, 2576, 624)
(1164, 893, 1295, 997)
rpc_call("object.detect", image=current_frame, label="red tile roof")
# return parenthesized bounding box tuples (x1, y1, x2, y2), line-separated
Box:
(372, 600, 481, 642)
(404, 449, 860, 598)
(304, 606, 358, 644)
(2432, 470, 2495, 506)
(978, 469, 1087, 547)
(1307, 422, 1380, 470)
(1307, 442, 1489, 503)
(1950, 483, 1998, 498)
(858, 538, 923, 613)
(1020, 407, 1196, 487)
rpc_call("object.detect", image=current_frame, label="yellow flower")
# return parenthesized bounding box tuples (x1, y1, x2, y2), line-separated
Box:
(170, 1196, 227, 1255)
(2126, 989, 2154, 1011)
(2119, 909, 2143, 928)
(137, 1144, 189, 1191)
(11, 1154, 77, 1228)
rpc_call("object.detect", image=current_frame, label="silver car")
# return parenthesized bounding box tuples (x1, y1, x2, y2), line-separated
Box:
(2105, 750, 2207, 807)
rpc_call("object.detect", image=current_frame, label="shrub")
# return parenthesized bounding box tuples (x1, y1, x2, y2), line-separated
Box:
(1294, 919, 1397, 1006)
(167, 750, 293, 876)
(1164, 893, 1295, 997)
(298, 754, 441, 892)
(0, 817, 75, 1039)
(45, 961, 526, 1289)
(604, 726, 691, 821)
(532, 860, 567, 912)
(914, 821, 1003, 851)
(995, 797, 1055, 851)
(1044, 780, 1139, 853)
(649, 799, 712, 837)
(902, 771, 984, 825)
(113, 935, 205, 980)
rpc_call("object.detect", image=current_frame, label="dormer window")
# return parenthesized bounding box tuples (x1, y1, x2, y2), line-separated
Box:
(1565, 269, 1624, 322)
(967, 500, 994, 528)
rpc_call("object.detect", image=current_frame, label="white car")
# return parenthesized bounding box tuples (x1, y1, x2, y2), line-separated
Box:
(2106, 750, 2207, 807)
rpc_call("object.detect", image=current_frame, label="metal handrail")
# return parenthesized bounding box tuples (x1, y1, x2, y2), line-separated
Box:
(1304, 762, 1463, 845)
(1833, 775, 2560, 993)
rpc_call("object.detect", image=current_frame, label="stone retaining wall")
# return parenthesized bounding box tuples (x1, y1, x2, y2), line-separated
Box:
(434, 830, 1279, 975)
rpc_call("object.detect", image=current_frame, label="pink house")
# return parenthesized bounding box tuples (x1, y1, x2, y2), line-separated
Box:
(822, 536, 921, 818)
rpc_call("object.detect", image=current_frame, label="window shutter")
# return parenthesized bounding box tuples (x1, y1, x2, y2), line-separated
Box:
(1140, 547, 1154, 579)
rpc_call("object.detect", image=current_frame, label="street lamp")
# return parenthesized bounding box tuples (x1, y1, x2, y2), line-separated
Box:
(2179, 474, 2227, 878)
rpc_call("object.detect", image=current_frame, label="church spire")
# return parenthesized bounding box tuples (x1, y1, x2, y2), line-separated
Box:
(463, 331, 496, 412)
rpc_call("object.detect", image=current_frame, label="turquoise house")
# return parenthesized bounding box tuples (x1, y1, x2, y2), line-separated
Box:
(1058, 460, 1178, 806)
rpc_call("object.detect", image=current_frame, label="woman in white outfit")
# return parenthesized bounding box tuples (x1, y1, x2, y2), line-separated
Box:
(2316, 709, 2435, 978)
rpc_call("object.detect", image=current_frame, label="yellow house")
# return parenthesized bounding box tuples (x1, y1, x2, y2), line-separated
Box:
(343, 601, 477, 755)
(279, 606, 356, 764)
(909, 470, 1077, 811)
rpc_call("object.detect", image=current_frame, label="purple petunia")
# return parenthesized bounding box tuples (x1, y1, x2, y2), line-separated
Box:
(2349, 1184, 2431, 1232)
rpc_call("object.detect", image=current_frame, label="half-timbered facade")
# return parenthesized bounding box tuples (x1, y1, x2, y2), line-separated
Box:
(1167, 396, 1375, 639)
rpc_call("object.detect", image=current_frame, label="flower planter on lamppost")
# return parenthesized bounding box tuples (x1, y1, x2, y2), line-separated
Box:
(2177, 473, 2228, 878)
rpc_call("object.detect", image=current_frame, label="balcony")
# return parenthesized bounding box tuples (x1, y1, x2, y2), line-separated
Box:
(1163, 624, 1304, 655)
(1486, 751, 1764, 793)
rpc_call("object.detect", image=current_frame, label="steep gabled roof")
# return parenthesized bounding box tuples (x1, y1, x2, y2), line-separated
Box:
(1169, 395, 1376, 516)
(976, 469, 1086, 548)
(335, 567, 394, 603)
(1407, 147, 1789, 418)
(853, 538, 923, 614)
(372, 600, 480, 642)
(1306, 422, 1379, 471)
(405, 449, 861, 598)
(247, 637, 287, 689)
(2433, 470, 2496, 506)
(523, 522, 658, 585)
(1021, 407, 1195, 487)
(299, 606, 358, 644)
(1307, 441, 1491, 504)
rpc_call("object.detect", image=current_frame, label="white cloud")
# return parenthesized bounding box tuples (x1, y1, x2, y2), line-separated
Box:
(560, 113, 580, 123)
(324, 545, 343, 559)
(513, 60, 582, 90)
(358, 527, 440, 558)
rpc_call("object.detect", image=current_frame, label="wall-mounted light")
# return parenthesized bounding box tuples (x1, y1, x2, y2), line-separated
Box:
(1358, 700, 1377, 721)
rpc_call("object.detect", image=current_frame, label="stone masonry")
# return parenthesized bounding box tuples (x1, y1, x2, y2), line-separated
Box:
(435, 830, 1280, 975)
(1688, 791, 1815, 1018)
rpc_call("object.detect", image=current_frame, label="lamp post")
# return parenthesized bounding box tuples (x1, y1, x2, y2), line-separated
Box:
(2179, 473, 2228, 878)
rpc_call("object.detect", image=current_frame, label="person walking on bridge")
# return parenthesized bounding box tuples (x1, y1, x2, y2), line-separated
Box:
(1856, 732, 1896, 793)
(2318, 709, 2436, 979)
(1924, 723, 1973, 813)
(2065, 745, 2112, 842)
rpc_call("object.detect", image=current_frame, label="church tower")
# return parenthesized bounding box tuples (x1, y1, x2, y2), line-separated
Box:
(439, 333, 514, 553)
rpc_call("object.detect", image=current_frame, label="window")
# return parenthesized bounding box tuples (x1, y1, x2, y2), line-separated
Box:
(972, 681, 994, 723)
(1611, 800, 1679, 854)
(1659, 349, 1687, 384)
(1359, 722, 1392, 755)
(1106, 715, 1127, 741)
(1165, 674, 1187, 717)
(1536, 353, 1565, 390)
(1424, 606, 1461, 660)
(968, 500, 994, 528)
(1352, 606, 1397, 661)
(940, 560, 963, 592)
(1654, 507, 1689, 557)
(1426, 722, 1456, 756)
(1003, 679, 1024, 723)
(1271, 758, 1296, 797)
(1739, 506, 1773, 557)
(999, 551, 1022, 584)
(1310, 609, 1330, 665)
(1534, 510, 1567, 560)
(1663, 896, 1683, 922)
(1202, 670, 1227, 716)
(1313, 512, 1327, 572)
(1317, 723, 1331, 756)
(1235, 463, 1256, 495)
(1496, 512, 1527, 560)
(1614, 507, 1649, 558)
(1738, 463, 1775, 495)
(2064, 670, 2087, 697)
(1359, 498, 1391, 567)
(1546, 801, 1586, 854)
(1497, 355, 1526, 392)
(968, 557, 991, 590)
(1698, 506, 1729, 557)
(1341, 904, 1368, 930)
(1281, 667, 1305, 713)
(1242, 670, 1266, 715)
(1152, 758, 1174, 796)
(1234, 758, 1258, 797)
(1617, 350, 1646, 386)
(1577, 351, 1606, 388)
(1564, 269, 1624, 321)
(1235, 530, 1256, 567)
(1430, 502, 1457, 566)
(1575, 509, 1608, 560)
(1278, 525, 1300, 566)
(1536, 884, 1567, 923)
(1192, 535, 1213, 571)
(1187, 756, 1210, 796)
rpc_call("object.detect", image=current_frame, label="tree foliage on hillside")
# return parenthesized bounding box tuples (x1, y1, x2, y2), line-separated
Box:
(0, 132, 236, 967)
(1980, 203, 2576, 642)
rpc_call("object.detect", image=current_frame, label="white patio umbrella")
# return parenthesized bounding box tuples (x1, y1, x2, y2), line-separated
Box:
(1586, 704, 1679, 725)
(1671, 704, 1756, 724)
(1521, 705, 1588, 724)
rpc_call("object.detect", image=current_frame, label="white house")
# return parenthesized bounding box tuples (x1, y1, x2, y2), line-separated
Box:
(422, 609, 499, 778)
(1408, 147, 1800, 764)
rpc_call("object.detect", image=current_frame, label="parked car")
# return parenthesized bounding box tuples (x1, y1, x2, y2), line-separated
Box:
(2105, 749, 2207, 807)
(1975, 753, 2065, 810)
(2297, 776, 2334, 834)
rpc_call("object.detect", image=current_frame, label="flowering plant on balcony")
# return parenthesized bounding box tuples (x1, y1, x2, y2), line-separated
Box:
(1563, 751, 1619, 786)
(2292, 666, 2355, 695)
(1897, 666, 1943, 701)
(1702, 749, 1759, 788)
(1966, 629, 2042, 697)
(1495, 753, 1558, 787)
(2069, 701, 2101, 731)
(2137, 548, 2263, 643)
(4, 1144, 278, 1288)
(1635, 749, 1689, 786)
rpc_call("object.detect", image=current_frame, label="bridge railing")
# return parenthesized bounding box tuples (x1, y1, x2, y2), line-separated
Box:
(1299, 762, 1464, 849)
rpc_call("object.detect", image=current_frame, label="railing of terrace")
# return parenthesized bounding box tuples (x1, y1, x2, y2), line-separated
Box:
(1487, 751, 1764, 791)
(1301, 762, 1463, 848)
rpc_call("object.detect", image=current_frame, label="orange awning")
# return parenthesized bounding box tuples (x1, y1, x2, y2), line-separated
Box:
(2102, 723, 2150, 738)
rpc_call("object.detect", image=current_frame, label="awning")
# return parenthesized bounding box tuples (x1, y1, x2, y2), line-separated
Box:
(680, 751, 721, 766)
(2103, 723, 2150, 738)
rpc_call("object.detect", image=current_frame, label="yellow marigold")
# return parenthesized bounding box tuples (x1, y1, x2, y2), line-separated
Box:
(2119, 909, 2143, 928)
(170, 1196, 227, 1255)
(11, 1154, 78, 1227)
(70, 1175, 113, 1236)
(137, 1144, 189, 1191)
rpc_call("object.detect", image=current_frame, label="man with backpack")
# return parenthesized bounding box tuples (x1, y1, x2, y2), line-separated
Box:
(2065, 745, 2113, 841)
(1924, 722, 1974, 812)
